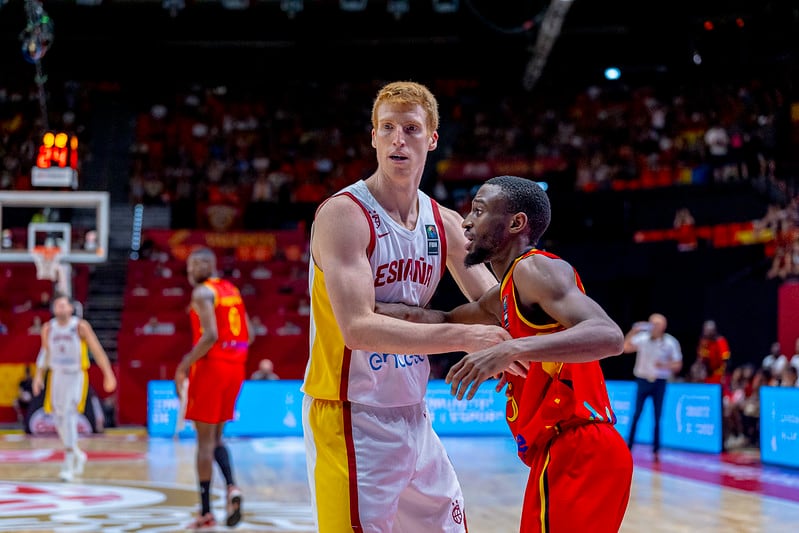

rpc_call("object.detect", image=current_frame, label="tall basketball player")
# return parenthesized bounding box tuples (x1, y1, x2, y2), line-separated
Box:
(175, 247, 253, 530)
(381, 176, 633, 532)
(302, 81, 511, 532)
(32, 293, 117, 482)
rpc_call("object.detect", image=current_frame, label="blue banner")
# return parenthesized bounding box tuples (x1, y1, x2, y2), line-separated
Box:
(147, 380, 303, 438)
(147, 379, 721, 452)
(760, 386, 799, 468)
(424, 380, 508, 436)
(147, 379, 509, 438)
(607, 381, 722, 453)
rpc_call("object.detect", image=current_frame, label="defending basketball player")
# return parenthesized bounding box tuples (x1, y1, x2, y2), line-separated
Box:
(379, 176, 633, 532)
(175, 247, 254, 530)
(32, 293, 117, 482)
(302, 81, 511, 532)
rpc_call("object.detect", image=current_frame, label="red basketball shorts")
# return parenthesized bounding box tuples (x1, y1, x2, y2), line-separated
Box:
(185, 356, 245, 424)
(520, 423, 633, 533)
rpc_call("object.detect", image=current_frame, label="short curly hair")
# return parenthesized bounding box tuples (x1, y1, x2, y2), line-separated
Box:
(485, 175, 551, 245)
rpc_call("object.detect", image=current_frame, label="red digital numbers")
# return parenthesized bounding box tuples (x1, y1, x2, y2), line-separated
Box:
(35, 132, 78, 170)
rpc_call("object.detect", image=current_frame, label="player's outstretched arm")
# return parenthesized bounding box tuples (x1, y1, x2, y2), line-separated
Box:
(313, 196, 510, 355)
(447, 254, 624, 400)
(375, 284, 502, 326)
(79, 320, 117, 393)
(32, 323, 51, 397)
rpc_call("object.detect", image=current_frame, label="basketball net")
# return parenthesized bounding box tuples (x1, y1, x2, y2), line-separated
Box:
(32, 245, 70, 296)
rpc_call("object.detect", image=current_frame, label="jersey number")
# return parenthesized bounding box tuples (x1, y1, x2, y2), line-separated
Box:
(228, 307, 242, 337)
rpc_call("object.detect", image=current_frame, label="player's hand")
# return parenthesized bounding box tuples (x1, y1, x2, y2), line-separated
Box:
(103, 372, 117, 393)
(174, 362, 189, 399)
(32, 376, 44, 397)
(446, 344, 517, 401)
(462, 325, 512, 353)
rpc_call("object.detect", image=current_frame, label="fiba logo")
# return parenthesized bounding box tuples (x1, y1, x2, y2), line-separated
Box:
(502, 295, 509, 329)
(451, 499, 463, 524)
(371, 211, 382, 229)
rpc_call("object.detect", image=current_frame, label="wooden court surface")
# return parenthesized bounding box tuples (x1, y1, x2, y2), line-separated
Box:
(2, 430, 799, 532)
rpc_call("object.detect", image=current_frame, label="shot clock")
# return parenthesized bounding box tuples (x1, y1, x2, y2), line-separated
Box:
(31, 131, 79, 188)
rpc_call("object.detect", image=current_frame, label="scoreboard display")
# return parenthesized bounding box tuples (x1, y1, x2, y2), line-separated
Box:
(31, 131, 79, 188)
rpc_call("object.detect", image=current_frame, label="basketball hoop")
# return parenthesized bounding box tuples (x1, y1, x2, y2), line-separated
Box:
(32, 245, 63, 281)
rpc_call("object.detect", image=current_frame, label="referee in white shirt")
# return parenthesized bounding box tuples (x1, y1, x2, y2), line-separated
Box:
(623, 313, 683, 461)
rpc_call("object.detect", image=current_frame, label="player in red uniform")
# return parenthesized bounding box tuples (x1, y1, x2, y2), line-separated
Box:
(175, 247, 254, 530)
(696, 320, 730, 385)
(379, 175, 632, 532)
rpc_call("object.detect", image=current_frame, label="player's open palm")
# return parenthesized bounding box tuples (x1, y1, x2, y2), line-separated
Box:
(446, 343, 516, 400)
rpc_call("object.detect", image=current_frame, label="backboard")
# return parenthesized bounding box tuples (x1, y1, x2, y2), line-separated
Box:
(0, 191, 109, 264)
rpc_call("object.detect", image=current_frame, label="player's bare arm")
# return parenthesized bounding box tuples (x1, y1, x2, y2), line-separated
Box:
(32, 322, 51, 397)
(78, 320, 117, 393)
(376, 284, 502, 326)
(439, 205, 499, 301)
(245, 312, 255, 346)
(313, 196, 510, 355)
(447, 254, 624, 400)
(174, 284, 218, 396)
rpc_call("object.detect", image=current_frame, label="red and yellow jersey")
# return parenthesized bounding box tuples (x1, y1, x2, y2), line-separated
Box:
(189, 277, 249, 364)
(697, 336, 730, 383)
(501, 249, 616, 466)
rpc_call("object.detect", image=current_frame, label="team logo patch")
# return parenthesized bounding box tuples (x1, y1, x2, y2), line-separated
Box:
(502, 295, 509, 329)
(451, 500, 463, 524)
(426, 225, 439, 256)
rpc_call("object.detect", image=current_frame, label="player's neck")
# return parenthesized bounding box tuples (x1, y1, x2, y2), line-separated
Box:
(491, 243, 533, 282)
(365, 173, 419, 228)
(55, 317, 71, 326)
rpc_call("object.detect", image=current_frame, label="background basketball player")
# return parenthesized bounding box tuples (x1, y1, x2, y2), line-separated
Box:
(175, 247, 254, 530)
(32, 293, 117, 482)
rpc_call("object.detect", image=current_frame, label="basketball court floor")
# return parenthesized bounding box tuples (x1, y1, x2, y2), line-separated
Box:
(2, 429, 799, 532)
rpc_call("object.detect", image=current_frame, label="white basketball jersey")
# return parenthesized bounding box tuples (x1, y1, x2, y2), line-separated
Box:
(304, 180, 447, 407)
(47, 316, 86, 372)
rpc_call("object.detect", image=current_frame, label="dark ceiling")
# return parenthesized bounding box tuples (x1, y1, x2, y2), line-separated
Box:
(0, 0, 797, 90)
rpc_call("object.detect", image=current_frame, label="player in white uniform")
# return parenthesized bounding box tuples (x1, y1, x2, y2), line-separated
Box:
(33, 294, 117, 481)
(301, 81, 512, 532)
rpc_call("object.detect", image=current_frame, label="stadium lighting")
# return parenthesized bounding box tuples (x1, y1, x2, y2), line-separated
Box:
(604, 67, 621, 80)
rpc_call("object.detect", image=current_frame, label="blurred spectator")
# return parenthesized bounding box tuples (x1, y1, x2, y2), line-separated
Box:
(696, 320, 730, 385)
(762, 341, 788, 376)
(140, 316, 176, 335)
(781, 366, 798, 388)
(250, 358, 280, 380)
(0, 318, 7, 335)
(250, 316, 267, 336)
(790, 340, 799, 374)
(723, 365, 748, 450)
(13, 365, 33, 425)
(27, 316, 42, 335)
(740, 368, 766, 445)
(673, 207, 697, 252)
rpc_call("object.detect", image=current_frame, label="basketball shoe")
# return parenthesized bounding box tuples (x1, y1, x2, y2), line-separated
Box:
(186, 512, 217, 530)
(226, 485, 243, 526)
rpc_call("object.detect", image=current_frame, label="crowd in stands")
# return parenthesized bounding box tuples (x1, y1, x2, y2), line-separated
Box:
(126, 78, 788, 230)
